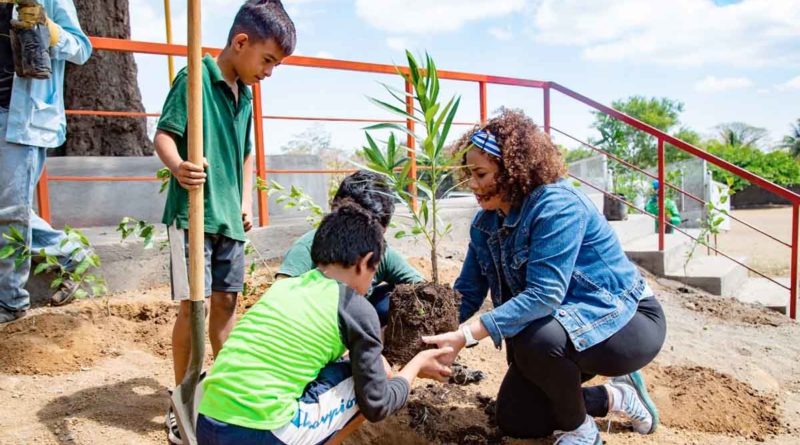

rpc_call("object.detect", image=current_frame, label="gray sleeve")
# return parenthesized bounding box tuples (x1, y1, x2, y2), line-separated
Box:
(337, 285, 410, 422)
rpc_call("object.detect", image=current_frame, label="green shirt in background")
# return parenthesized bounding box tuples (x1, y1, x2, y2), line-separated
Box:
(277, 229, 425, 289)
(158, 54, 253, 242)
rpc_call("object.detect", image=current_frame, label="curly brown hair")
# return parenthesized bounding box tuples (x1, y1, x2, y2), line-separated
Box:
(452, 108, 567, 207)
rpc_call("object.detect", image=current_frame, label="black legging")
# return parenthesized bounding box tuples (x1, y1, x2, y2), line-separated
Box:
(495, 297, 666, 438)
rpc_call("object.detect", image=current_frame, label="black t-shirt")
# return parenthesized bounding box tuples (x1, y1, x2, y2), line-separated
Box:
(0, 5, 14, 109)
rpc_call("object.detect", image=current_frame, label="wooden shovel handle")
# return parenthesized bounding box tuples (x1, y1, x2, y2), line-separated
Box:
(187, 0, 204, 303)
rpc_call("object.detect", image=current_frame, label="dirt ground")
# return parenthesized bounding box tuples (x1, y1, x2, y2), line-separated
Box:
(1, 256, 800, 445)
(716, 207, 794, 277)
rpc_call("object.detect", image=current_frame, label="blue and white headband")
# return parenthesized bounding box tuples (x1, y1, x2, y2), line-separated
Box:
(470, 129, 502, 158)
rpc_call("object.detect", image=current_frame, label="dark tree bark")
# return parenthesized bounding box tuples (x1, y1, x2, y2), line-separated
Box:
(59, 0, 153, 156)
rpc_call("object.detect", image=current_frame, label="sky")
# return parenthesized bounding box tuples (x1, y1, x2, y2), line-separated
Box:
(127, 0, 800, 155)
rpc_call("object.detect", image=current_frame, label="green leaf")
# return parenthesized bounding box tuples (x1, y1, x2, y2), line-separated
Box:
(75, 258, 92, 275)
(8, 226, 24, 243)
(74, 289, 89, 300)
(394, 230, 407, 239)
(91, 284, 106, 296)
(50, 277, 63, 289)
(0, 245, 15, 259)
(421, 200, 430, 225)
(379, 82, 413, 106)
(437, 97, 462, 155)
(368, 97, 419, 122)
(363, 123, 421, 142)
(34, 262, 49, 275)
(405, 50, 421, 89)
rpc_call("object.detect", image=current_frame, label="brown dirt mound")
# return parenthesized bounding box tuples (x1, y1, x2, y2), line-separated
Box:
(0, 301, 176, 375)
(645, 364, 783, 440)
(383, 283, 461, 365)
(406, 385, 502, 445)
(674, 287, 788, 327)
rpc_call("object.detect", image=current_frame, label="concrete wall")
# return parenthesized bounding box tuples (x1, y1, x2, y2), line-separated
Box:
(38, 155, 330, 228)
(24, 200, 480, 304)
(568, 155, 608, 211)
(731, 184, 800, 209)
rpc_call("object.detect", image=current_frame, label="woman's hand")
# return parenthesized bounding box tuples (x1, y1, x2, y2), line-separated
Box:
(421, 330, 466, 366)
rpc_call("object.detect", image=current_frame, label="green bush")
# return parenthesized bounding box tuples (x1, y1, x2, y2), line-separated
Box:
(706, 141, 800, 191)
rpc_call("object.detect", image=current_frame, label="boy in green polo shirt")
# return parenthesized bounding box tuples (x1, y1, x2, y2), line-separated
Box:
(154, 1, 296, 443)
(277, 170, 424, 326)
(197, 202, 452, 445)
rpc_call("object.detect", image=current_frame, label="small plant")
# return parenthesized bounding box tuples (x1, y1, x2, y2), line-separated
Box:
(361, 51, 462, 285)
(255, 177, 324, 228)
(612, 171, 641, 203)
(683, 178, 734, 277)
(117, 217, 158, 249)
(242, 239, 277, 296)
(157, 167, 172, 193)
(0, 226, 107, 299)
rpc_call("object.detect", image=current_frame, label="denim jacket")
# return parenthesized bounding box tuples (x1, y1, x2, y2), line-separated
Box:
(455, 179, 652, 352)
(4, 0, 92, 148)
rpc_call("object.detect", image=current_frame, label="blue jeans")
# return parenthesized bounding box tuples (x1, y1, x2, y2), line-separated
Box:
(0, 110, 84, 312)
(367, 283, 392, 327)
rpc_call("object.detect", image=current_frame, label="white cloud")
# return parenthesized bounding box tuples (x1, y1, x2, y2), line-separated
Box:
(694, 75, 753, 93)
(489, 27, 513, 41)
(386, 37, 413, 52)
(777, 75, 800, 91)
(130, 3, 167, 43)
(356, 0, 526, 35)
(314, 51, 334, 59)
(529, 0, 800, 67)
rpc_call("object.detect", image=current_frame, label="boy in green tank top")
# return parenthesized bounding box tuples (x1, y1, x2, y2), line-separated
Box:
(197, 202, 453, 445)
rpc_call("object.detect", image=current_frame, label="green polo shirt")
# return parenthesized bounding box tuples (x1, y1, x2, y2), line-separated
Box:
(159, 54, 253, 242)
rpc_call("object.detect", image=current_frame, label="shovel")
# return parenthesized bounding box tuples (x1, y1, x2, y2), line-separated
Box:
(169, 2, 205, 444)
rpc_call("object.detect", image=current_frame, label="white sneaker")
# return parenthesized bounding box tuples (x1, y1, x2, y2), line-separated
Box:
(165, 404, 183, 445)
(554, 415, 602, 445)
(609, 370, 659, 434)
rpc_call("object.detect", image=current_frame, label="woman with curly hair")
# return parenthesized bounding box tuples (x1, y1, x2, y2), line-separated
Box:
(424, 109, 666, 444)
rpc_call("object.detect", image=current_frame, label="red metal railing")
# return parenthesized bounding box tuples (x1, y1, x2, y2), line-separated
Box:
(37, 36, 800, 318)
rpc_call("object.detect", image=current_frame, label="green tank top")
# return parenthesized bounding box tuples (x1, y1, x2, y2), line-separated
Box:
(198, 269, 347, 430)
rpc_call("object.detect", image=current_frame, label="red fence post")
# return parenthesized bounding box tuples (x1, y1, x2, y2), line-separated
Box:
(479, 81, 487, 124)
(36, 167, 52, 224)
(252, 82, 269, 227)
(543, 82, 551, 136)
(405, 80, 418, 210)
(657, 139, 665, 251)
(791, 203, 798, 319)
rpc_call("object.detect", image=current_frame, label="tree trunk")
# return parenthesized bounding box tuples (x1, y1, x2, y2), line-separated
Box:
(59, 0, 153, 156)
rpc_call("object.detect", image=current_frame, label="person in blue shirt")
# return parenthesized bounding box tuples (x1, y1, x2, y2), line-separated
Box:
(424, 109, 666, 445)
(0, 0, 92, 324)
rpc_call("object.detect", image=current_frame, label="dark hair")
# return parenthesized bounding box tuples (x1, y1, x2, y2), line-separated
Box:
(227, 0, 296, 55)
(452, 108, 567, 207)
(331, 170, 395, 228)
(312, 201, 385, 270)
